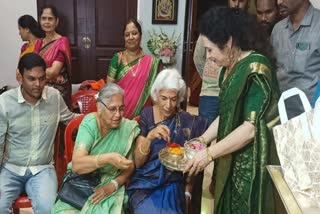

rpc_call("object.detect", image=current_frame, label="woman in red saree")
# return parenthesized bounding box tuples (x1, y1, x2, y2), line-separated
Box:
(106, 19, 161, 119)
(35, 5, 72, 108)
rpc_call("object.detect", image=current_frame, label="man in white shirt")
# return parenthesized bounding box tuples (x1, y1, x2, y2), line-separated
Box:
(0, 53, 77, 213)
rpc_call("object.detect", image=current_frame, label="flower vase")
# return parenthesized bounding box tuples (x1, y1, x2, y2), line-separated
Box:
(160, 56, 175, 65)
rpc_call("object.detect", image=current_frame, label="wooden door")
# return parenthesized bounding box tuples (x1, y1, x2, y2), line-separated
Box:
(182, 0, 200, 107)
(37, 0, 137, 185)
(37, 0, 137, 83)
(182, 0, 227, 107)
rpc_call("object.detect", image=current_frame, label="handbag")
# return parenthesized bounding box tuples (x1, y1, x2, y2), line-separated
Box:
(273, 87, 320, 208)
(57, 170, 100, 210)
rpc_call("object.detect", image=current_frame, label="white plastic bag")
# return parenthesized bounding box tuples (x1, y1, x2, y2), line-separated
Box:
(273, 87, 320, 207)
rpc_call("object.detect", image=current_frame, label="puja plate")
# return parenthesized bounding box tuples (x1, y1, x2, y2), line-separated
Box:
(158, 147, 188, 171)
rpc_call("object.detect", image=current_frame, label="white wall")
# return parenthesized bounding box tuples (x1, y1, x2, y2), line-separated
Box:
(311, 0, 320, 9)
(0, 0, 37, 87)
(137, 0, 187, 74)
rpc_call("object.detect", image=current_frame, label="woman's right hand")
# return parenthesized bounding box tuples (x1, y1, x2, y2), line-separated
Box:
(146, 124, 171, 142)
(91, 182, 116, 204)
(108, 153, 133, 169)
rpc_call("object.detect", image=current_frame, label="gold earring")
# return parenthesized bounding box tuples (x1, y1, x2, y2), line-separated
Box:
(227, 49, 234, 65)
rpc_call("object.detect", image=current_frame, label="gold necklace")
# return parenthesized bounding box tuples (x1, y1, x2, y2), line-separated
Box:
(124, 49, 143, 77)
(131, 57, 141, 77)
(125, 49, 141, 61)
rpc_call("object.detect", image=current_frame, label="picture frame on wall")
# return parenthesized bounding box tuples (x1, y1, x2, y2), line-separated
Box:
(152, 0, 178, 24)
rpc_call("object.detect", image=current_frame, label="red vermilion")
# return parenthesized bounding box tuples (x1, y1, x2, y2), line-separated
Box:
(166, 142, 180, 148)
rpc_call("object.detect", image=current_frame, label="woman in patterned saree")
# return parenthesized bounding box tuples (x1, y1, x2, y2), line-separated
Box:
(126, 69, 208, 214)
(185, 7, 281, 214)
(106, 19, 161, 119)
(52, 83, 140, 213)
(36, 5, 72, 107)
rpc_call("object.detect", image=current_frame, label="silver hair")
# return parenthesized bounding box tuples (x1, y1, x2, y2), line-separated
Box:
(97, 83, 124, 109)
(150, 68, 186, 103)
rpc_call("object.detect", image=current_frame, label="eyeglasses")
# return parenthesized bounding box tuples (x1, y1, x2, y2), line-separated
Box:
(98, 99, 125, 115)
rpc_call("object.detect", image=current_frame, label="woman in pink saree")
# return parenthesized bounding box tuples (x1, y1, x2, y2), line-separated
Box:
(107, 19, 161, 119)
(35, 5, 72, 108)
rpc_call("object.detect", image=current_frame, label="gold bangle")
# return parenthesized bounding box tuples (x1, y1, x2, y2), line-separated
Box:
(138, 144, 150, 156)
(206, 148, 214, 162)
(95, 154, 101, 168)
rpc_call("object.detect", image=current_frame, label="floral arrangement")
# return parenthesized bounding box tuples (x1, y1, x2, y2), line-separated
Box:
(147, 29, 181, 58)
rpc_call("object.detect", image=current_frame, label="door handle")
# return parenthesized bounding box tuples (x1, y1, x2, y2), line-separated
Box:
(189, 41, 194, 52)
(82, 37, 92, 49)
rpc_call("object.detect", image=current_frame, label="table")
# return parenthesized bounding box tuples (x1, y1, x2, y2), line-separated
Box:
(267, 165, 302, 214)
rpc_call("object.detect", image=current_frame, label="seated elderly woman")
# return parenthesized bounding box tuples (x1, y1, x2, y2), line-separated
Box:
(126, 69, 208, 214)
(52, 83, 140, 213)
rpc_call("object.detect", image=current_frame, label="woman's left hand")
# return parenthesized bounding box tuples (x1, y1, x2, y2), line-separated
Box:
(90, 183, 116, 204)
(184, 149, 210, 176)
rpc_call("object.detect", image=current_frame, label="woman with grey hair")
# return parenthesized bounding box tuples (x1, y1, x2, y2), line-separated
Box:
(52, 83, 140, 213)
(126, 69, 208, 214)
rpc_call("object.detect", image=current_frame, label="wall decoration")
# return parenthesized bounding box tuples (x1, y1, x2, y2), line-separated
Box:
(152, 0, 178, 24)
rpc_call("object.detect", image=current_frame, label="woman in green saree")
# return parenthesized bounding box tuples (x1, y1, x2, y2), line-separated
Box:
(184, 7, 281, 214)
(52, 83, 140, 213)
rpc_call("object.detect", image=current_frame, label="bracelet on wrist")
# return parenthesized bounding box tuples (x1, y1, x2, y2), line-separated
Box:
(206, 148, 214, 162)
(110, 179, 119, 191)
(185, 191, 192, 200)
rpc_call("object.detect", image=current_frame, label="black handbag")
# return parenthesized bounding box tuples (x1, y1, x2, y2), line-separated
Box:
(57, 170, 100, 210)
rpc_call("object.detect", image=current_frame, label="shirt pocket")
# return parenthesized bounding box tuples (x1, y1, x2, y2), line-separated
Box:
(294, 43, 311, 77)
(42, 114, 58, 129)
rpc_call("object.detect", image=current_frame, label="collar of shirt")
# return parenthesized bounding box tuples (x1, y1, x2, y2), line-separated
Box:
(17, 85, 48, 104)
(285, 4, 314, 29)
